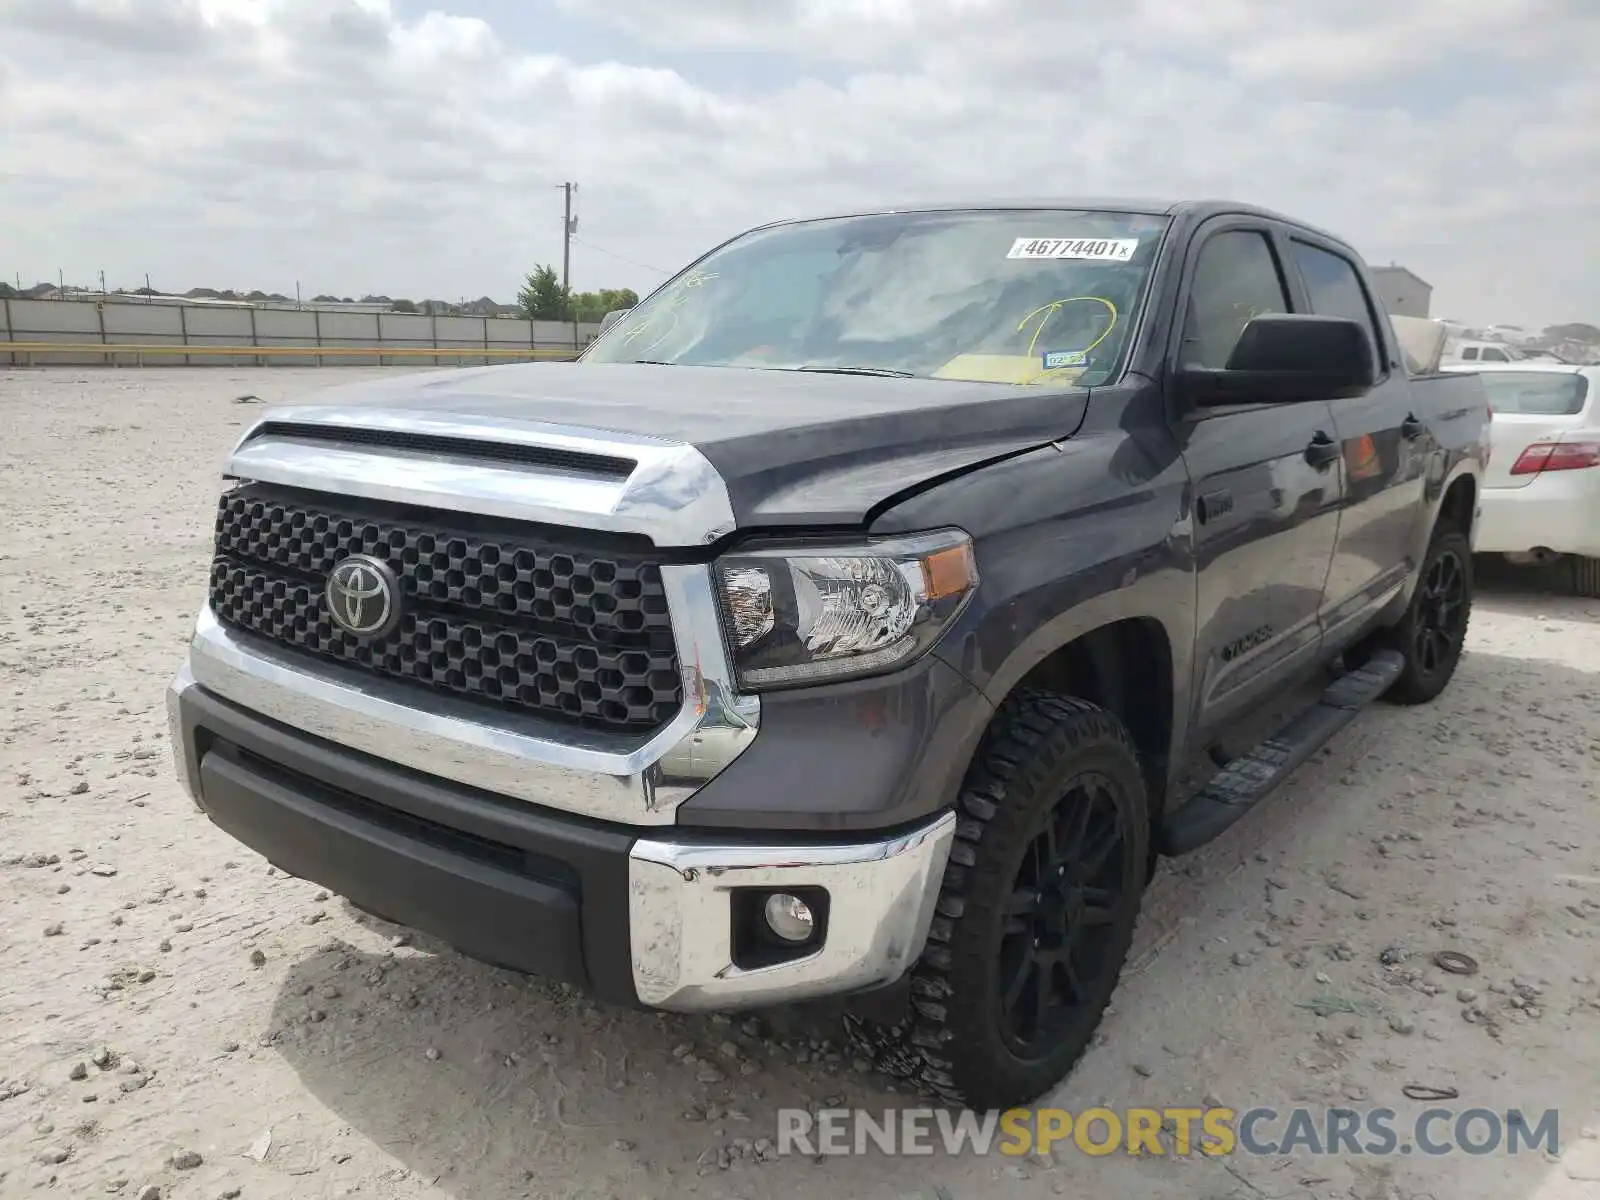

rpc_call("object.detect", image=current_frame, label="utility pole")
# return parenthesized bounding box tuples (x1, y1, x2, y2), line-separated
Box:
(561, 182, 576, 298)
(561, 181, 579, 347)
(569, 182, 582, 297)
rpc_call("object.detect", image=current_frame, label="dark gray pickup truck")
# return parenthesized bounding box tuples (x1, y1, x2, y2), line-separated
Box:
(167, 198, 1489, 1109)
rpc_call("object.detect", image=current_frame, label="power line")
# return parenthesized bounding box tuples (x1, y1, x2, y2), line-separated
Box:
(571, 235, 671, 277)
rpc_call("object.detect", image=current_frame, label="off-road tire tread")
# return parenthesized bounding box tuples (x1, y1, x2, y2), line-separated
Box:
(845, 689, 1149, 1109)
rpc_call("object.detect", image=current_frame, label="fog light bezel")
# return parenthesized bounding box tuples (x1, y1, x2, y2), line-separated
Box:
(730, 885, 830, 970)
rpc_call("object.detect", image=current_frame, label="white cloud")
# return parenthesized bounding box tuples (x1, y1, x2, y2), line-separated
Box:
(0, 0, 1595, 325)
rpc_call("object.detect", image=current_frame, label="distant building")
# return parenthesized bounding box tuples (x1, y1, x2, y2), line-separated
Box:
(1370, 265, 1432, 318)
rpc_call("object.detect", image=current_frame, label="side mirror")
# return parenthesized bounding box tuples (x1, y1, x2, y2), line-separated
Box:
(1178, 313, 1377, 406)
(598, 307, 633, 336)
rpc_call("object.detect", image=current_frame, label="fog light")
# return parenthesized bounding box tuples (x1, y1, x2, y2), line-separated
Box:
(763, 893, 816, 943)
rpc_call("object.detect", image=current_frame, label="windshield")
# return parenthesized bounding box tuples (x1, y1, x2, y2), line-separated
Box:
(584, 208, 1169, 386)
(1477, 371, 1589, 415)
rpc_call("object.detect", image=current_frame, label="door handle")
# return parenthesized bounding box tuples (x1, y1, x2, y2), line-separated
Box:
(1196, 489, 1233, 524)
(1401, 413, 1425, 440)
(1304, 432, 1340, 469)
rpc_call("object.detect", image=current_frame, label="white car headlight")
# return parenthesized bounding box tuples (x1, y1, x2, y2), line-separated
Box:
(713, 529, 978, 690)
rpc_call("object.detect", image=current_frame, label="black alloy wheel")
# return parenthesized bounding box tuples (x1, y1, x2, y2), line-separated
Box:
(999, 771, 1129, 1059)
(1413, 544, 1468, 678)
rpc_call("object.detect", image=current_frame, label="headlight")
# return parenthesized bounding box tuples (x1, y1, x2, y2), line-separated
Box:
(714, 529, 978, 691)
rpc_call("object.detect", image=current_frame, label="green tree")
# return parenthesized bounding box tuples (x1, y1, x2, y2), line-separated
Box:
(518, 265, 571, 321)
(389, 298, 419, 313)
(572, 287, 640, 323)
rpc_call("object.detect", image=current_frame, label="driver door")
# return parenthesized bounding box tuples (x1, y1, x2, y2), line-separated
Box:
(1172, 221, 1344, 736)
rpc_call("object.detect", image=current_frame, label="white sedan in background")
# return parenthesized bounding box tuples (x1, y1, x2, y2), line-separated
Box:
(1440, 361, 1600, 595)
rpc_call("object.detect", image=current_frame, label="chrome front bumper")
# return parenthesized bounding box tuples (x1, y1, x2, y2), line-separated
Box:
(628, 812, 956, 1010)
(167, 659, 200, 803)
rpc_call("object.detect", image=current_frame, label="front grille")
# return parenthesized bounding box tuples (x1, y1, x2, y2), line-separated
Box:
(208, 484, 682, 733)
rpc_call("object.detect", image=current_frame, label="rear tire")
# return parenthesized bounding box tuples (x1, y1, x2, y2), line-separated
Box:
(1378, 529, 1473, 705)
(845, 692, 1149, 1110)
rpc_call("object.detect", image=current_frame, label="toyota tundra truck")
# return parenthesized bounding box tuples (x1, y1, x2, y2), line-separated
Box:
(166, 199, 1489, 1110)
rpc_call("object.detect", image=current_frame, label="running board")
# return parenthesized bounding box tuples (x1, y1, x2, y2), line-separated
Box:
(1157, 650, 1405, 856)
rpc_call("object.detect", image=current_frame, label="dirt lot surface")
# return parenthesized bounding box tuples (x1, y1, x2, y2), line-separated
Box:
(2, 367, 1598, 1200)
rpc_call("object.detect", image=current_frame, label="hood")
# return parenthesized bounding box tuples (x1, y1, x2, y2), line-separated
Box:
(250, 361, 1090, 536)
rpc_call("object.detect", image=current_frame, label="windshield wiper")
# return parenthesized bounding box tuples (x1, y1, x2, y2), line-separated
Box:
(793, 364, 915, 378)
(628, 359, 675, 366)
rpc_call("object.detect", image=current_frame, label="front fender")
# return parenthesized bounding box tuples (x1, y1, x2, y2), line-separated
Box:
(870, 421, 1197, 788)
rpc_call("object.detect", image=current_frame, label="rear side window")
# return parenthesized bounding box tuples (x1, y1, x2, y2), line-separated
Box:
(1476, 372, 1589, 415)
(1181, 231, 1290, 369)
(1462, 347, 1479, 360)
(1290, 240, 1382, 371)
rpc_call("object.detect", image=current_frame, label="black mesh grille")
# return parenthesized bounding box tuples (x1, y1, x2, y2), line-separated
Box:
(208, 485, 681, 733)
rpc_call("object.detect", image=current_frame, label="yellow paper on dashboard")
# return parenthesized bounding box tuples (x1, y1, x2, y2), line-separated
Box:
(931, 354, 1086, 386)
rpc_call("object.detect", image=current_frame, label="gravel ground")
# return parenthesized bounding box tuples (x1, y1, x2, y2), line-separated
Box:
(2, 367, 1598, 1200)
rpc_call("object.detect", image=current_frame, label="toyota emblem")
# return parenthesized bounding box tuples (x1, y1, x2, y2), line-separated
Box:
(325, 555, 401, 638)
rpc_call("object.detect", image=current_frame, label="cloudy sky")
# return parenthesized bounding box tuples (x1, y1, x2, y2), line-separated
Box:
(1, 0, 1595, 327)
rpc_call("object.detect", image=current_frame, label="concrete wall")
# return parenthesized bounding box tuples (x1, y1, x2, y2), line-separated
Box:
(1, 297, 600, 367)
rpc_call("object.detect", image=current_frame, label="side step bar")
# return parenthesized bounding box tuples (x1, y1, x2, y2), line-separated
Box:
(1157, 650, 1405, 856)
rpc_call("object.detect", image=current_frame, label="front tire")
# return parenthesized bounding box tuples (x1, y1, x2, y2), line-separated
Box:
(1379, 529, 1473, 705)
(849, 692, 1149, 1110)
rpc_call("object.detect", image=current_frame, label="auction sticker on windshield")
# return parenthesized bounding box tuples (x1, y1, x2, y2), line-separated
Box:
(1007, 237, 1139, 262)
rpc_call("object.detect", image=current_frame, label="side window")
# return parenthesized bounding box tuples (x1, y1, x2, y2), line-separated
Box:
(1462, 347, 1479, 361)
(1483, 348, 1509, 362)
(1290, 240, 1383, 372)
(1181, 230, 1290, 369)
